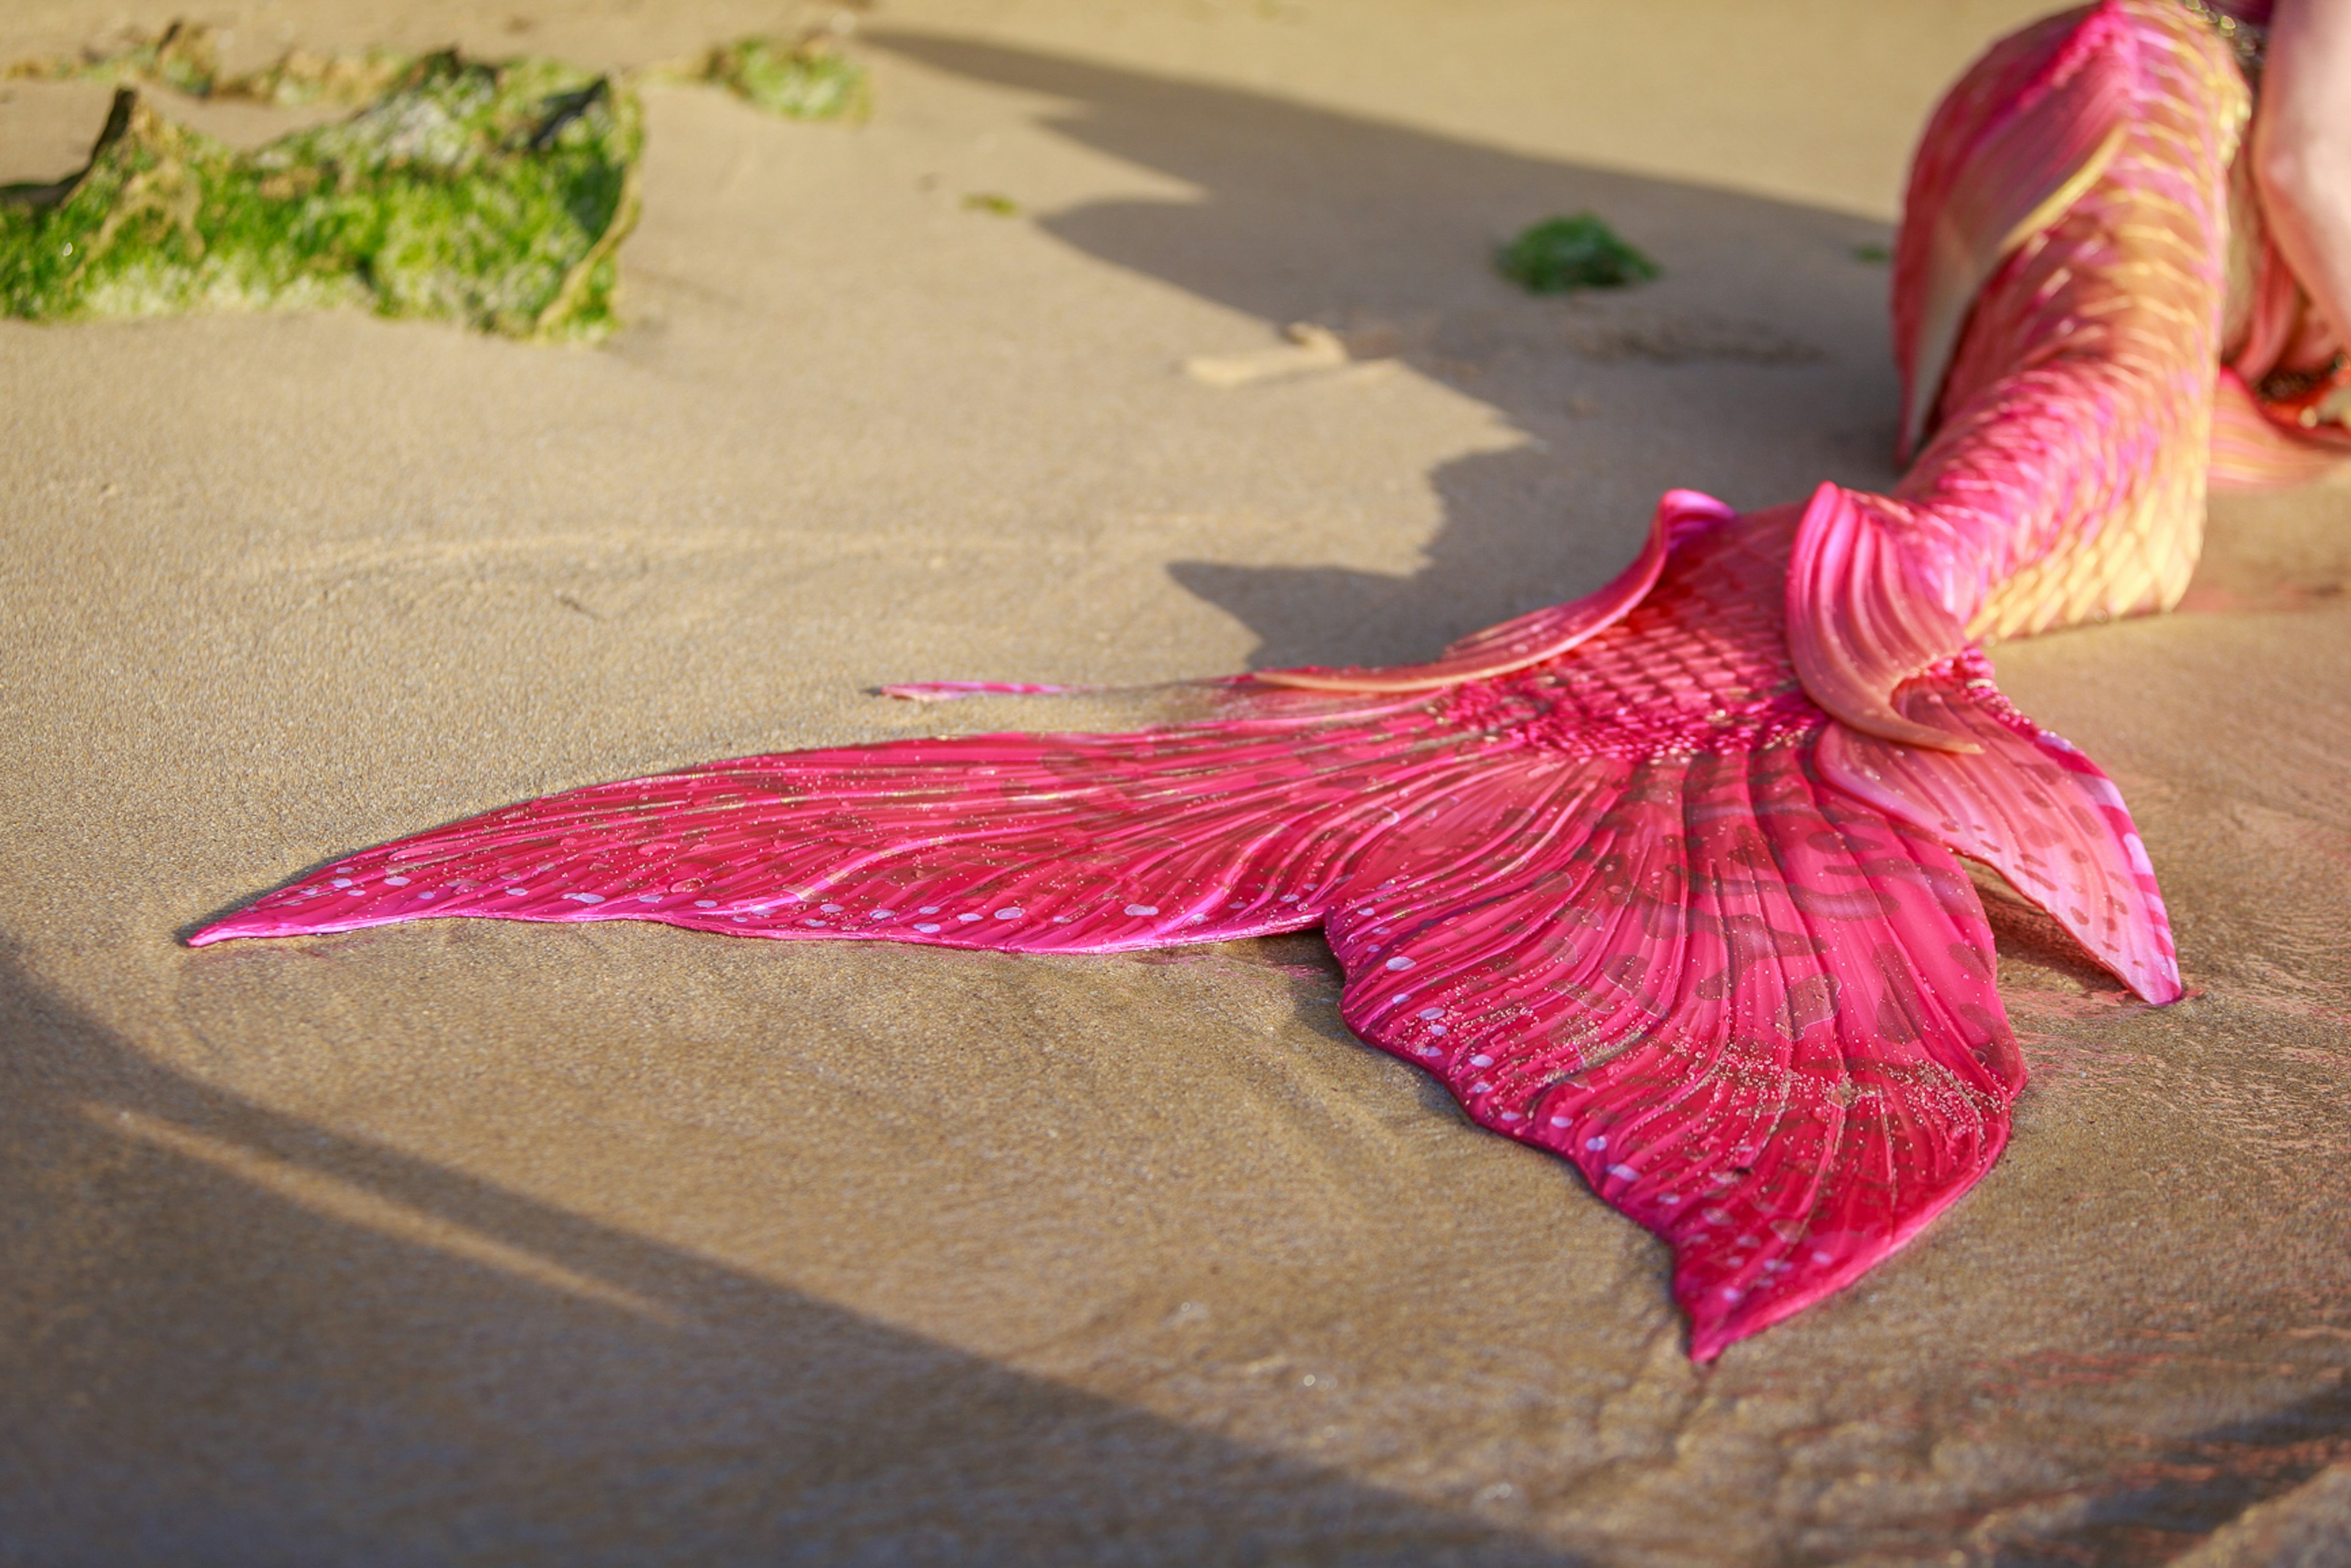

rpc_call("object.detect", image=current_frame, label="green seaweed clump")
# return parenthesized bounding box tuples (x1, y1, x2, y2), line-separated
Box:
(682, 34, 871, 121)
(4, 20, 414, 108)
(1497, 212, 1661, 294)
(0, 51, 642, 341)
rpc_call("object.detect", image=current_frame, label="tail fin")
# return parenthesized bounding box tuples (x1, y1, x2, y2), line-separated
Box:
(188, 709, 1438, 953)
(1321, 738, 2024, 1362)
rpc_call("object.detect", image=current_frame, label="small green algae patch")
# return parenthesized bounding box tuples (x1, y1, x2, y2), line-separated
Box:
(668, 35, 871, 122)
(1497, 213, 1661, 294)
(0, 51, 643, 341)
(962, 192, 1021, 217)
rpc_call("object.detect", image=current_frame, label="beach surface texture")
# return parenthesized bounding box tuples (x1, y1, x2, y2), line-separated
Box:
(4, 1, 2349, 1562)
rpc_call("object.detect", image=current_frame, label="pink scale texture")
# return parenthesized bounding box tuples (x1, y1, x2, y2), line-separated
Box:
(192, 0, 2333, 1356)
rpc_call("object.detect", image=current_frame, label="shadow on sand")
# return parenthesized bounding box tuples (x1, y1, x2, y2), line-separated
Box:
(0, 942, 1583, 1565)
(872, 31, 1906, 672)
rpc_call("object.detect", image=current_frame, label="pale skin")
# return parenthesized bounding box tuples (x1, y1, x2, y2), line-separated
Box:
(2255, 0, 2351, 349)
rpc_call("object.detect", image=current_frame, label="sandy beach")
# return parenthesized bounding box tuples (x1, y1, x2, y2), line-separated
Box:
(4, 1, 2350, 1561)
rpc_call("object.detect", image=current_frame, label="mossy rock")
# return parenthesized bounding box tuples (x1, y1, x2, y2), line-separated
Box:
(1498, 213, 1660, 294)
(0, 50, 643, 341)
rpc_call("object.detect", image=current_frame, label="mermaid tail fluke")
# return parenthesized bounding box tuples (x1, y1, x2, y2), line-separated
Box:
(184, 720, 2019, 1364)
(192, 506, 2181, 1357)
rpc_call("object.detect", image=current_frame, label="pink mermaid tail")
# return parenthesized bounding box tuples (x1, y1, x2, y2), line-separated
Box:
(192, 502, 2180, 1358)
(193, 0, 2314, 1356)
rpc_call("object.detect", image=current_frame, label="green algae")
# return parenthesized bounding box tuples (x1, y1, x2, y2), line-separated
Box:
(669, 34, 871, 122)
(13, 21, 875, 122)
(0, 51, 643, 341)
(1497, 212, 1660, 294)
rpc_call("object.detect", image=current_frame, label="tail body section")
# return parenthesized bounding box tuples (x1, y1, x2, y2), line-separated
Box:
(1890, 2, 2139, 466)
(1798, 0, 2242, 742)
(1911, 0, 2240, 643)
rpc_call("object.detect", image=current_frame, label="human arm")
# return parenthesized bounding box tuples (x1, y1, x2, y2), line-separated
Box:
(2254, 0, 2351, 351)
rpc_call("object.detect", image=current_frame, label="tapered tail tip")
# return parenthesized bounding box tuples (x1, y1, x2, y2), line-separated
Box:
(186, 910, 271, 946)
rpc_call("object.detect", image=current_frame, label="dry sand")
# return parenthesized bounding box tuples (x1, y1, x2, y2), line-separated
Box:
(4, 1, 2350, 1562)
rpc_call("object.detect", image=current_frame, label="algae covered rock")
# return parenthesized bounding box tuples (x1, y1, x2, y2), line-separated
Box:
(0, 50, 642, 341)
(0, 21, 875, 343)
(1497, 212, 1661, 294)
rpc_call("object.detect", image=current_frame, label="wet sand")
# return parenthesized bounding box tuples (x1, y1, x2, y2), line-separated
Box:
(4, 1, 2349, 1562)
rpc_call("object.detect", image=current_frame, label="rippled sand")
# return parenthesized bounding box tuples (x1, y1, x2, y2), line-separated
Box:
(4, 1, 2348, 1561)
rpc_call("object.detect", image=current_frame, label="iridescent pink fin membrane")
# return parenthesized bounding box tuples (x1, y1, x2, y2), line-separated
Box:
(192, 510, 2178, 1359)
